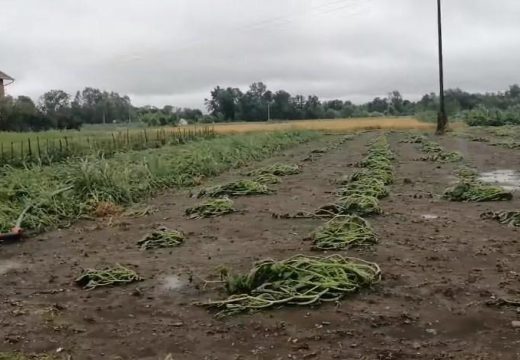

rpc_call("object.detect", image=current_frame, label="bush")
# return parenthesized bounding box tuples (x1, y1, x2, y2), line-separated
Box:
(415, 110, 437, 123)
(463, 105, 520, 126)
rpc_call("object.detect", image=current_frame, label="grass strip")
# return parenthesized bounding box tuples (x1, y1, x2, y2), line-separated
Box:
(0, 131, 317, 233)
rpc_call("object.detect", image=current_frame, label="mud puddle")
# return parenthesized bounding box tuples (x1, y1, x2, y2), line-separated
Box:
(478, 169, 520, 191)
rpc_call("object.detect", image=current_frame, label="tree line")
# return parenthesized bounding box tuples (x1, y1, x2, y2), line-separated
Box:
(204, 82, 520, 124)
(0, 88, 203, 132)
(1, 83, 520, 132)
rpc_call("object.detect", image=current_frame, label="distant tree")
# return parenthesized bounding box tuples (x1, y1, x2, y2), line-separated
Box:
(271, 90, 292, 119)
(205, 86, 242, 121)
(387, 90, 404, 115)
(367, 97, 388, 113)
(304, 95, 323, 119)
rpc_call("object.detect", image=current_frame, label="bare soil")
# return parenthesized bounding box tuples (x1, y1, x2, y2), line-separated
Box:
(1, 132, 519, 360)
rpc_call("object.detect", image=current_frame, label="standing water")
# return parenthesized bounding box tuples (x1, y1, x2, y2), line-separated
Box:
(478, 170, 520, 191)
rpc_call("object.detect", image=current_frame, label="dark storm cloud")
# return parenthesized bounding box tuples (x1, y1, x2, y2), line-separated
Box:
(1, 0, 519, 108)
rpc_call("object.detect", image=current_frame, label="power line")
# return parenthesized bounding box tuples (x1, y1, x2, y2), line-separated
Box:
(118, 0, 369, 62)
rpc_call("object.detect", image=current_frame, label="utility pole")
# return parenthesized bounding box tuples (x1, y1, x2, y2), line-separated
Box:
(267, 102, 271, 122)
(436, 0, 448, 134)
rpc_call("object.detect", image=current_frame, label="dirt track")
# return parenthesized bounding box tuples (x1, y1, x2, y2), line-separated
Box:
(1, 132, 519, 359)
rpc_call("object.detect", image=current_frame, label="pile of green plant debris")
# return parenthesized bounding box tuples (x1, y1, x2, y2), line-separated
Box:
(333, 137, 394, 215)
(137, 226, 185, 250)
(444, 181, 513, 202)
(310, 215, 377, 250)
(338, 177, 389, 199)
(186, 197, 236, 219)
(400, 134, 426, 144)
(457, 167, 479, 180)
(332, 194, 383, 216)
(481, 210, 520, 227)
(246, 163, 302, 177)
(201, 254, 381, 317)
(253, 174, 281, 185)
(420, 151, 463, 162)
(273, 137, 393, 219)
(75, 264, 141, 290)
(198, 179, 272, 198)
(419, 141, 463, 163)
(421, 141, 443, 153)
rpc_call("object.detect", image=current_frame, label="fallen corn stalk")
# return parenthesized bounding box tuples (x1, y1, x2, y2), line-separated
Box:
(310, 215, 377, 250)
(481, 210, 520, 227)
(198, 180, 272, 198)
(246, 163, 302, 177)
(200, 254, 381, 317)
(443, 181, 513, 202)
(186, 197, 237, 219)
(137, 226, 185, 250)
(75, 264, 141, 290)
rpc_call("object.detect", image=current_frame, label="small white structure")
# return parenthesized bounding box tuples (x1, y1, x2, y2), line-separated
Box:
(178, 118, 188, 126)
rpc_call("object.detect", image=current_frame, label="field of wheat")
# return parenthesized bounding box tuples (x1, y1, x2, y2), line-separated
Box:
(204, 117, 435, 134)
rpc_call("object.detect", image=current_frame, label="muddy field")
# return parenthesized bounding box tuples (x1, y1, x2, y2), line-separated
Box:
(1, 131, 519, 359)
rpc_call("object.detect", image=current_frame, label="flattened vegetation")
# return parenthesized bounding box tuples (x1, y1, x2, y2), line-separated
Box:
(246, 163, 302, 177)
(75, 264, 142, 290)
(201, 254, 381, 317)
(197, 179, 272, 198)
(185, 197, 237, 219)
(310, 215, 377, 251)
(137, 227, 185, 250)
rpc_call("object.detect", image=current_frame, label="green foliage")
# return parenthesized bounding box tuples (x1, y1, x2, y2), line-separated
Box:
(419, 141, 463, 163)
(335, 194, 383, 216)
(137, 227, 185, 250)
(462, 105, 520, 127)
(198, 179, 272, 198)
(185, 198, 236, 219)
(443, 181, 513, 202)
(324, 136, 393, 217)
(75, 264, 142, 289)
(420, 151, 463, 163)
(0, 131, 317, 232)
(338, 177, 388, 199)
(246, 163, 302, 177)
(201, 254, 381, 317)
(310, 215, 377, 250)
(252, 173, 281, 185)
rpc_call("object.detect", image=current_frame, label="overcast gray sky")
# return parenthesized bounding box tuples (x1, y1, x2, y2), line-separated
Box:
(1, 0, 519, 108)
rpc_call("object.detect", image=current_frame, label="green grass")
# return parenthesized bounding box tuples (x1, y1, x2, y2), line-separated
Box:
(0, 131, 318, 233)
(0, 126, 215, 167)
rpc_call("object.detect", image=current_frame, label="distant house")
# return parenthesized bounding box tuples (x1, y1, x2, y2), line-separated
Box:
(178, 118, 188, 126)
(0, 70, 14, 98)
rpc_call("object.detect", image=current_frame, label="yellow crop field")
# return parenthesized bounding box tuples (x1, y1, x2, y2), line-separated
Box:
(199, 117, 436, 134)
